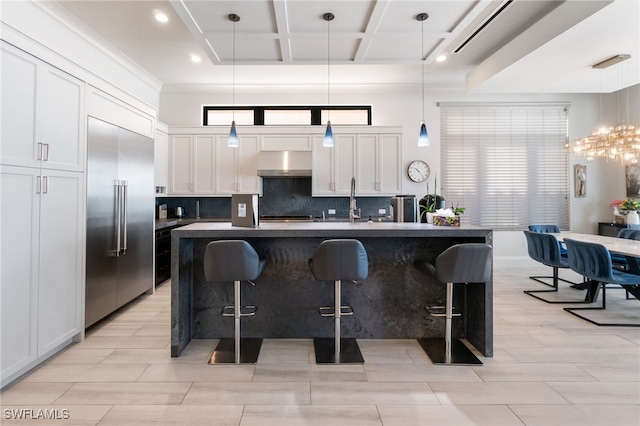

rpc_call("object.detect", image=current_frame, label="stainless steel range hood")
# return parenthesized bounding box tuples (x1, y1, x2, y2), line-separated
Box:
(257, 151, 312, 177)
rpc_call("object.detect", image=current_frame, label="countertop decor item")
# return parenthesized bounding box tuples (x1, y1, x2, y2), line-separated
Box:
(432, 208, 461, 226)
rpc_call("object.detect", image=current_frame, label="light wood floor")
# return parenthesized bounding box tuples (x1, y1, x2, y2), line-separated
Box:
(2, 260, 639, 425)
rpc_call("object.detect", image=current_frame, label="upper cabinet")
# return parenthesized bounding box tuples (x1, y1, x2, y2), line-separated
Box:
(313, 128, 402, 197)
(356, 133, 401, 195)
(154, 122, 169, 194)
(168, 126, 401, 197)
(168, 132, 259, 196)
(1, 43, 85, 172)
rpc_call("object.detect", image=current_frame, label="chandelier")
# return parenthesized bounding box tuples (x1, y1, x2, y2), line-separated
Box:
(567, 124, 640, 163)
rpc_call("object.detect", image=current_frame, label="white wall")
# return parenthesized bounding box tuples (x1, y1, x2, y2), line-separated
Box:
(160, 83, 637, 259)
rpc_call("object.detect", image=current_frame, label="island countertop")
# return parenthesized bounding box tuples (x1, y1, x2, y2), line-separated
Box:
(172, 221, 491, 237)
(171, 221, 493, 358)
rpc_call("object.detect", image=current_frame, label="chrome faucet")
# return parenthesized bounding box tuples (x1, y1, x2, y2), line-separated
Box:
(349, 177, 360, 222)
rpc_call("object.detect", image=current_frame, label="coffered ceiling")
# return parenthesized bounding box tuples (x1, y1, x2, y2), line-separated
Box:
(54, 0, 639, 93)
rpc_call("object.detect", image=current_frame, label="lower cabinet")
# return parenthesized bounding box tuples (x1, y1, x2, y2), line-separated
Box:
(0, 165, 84, 387)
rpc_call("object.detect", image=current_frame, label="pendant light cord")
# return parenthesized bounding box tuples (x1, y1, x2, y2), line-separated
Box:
(232, 17, 236, 122)
(421, 18, 424, 121)
(327, 15, 331, 122)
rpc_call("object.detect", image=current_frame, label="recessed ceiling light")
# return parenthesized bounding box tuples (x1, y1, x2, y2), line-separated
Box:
(436, 54, 447, 62)
(190, 54, 202, 63)
(155, 12, 169, 23)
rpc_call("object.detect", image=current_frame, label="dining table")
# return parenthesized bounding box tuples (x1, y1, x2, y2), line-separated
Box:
(553, 232, 640, 302)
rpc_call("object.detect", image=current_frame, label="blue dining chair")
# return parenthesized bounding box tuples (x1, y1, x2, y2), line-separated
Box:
(523, 231, 586, 303)
(563, 238, 640, 327)
(528, 224, 561, 233)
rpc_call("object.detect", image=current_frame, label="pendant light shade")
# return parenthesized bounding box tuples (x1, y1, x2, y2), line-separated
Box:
(323, 120, 334, 147)
(323, 12, 335, 148)
(417, 13, 430, 147)
(227, 13, 240, 147)
(228, 120, 239, 147)
(418, 121, 429, 147)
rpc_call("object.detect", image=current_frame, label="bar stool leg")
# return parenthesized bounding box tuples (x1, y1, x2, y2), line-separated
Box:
(234, 280, 241, 364)
(334, 280, 341, 358)
(445, 282, 453, 364)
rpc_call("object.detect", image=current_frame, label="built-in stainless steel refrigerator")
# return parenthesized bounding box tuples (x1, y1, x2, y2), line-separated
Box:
(85, 117, 154, 327)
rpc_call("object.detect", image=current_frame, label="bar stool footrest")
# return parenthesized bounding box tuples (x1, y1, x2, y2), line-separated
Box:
(319, 306, 353, 317)
(313, 337, 364, 364)
(417, 338, 482, 365)
(222, 305, 257, 317)
(208, 337, 263, 364)
(426, 306, 461, 317)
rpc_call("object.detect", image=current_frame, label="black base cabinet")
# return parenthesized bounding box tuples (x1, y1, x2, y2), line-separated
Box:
(155, 226, 177, 285)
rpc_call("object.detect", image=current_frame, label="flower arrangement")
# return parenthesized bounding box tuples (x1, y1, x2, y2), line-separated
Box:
(432, 208, 461, 226)
(609, 198, 640, 212)
(418, 175, 445, 222)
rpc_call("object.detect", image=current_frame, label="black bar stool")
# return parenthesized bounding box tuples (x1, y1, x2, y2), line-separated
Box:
(204, 240, 266, 364)
(309, 239, 368, 363)
(414, 243, 492, 365)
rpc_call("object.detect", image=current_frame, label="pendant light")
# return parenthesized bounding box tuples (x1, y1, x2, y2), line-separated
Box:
(227, 13, 240, 147)
(323, 12, 335, 147)
(417, 13, 430, 147)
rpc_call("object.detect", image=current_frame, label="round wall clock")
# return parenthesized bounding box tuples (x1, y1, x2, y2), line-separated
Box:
(407, 160, 430, 182)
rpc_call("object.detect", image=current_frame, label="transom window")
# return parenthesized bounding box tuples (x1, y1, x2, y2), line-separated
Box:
(203, 106, 371, 126)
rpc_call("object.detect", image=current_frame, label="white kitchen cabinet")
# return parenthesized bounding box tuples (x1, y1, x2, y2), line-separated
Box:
(154, 123, 169, 194)
(236, 135, 261, 194)
(312, 134, 356, 196)
(1, 42, 85, 172)
(1, 165, 83, 387)
(168, 134, 193, 194)
(216, 135, 260, 194)
(168, 134, 215, 194)
(169, 133, 259, 195)
(193, 135, 216, 194)
(355, 133, 401, 196)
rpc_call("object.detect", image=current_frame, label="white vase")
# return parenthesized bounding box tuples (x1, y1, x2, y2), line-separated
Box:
(627, 210, 639, 225)
(426, 212, 434, 224)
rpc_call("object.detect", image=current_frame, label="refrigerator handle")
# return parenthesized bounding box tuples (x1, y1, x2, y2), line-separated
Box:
(114, 180, 122, 257)
(121, 180, 128, 255)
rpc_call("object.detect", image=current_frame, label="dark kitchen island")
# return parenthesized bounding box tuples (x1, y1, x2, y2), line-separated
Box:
(171, 222, 493, 358)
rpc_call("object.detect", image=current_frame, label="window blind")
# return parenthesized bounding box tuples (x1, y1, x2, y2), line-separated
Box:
(440, 104, 569, 230)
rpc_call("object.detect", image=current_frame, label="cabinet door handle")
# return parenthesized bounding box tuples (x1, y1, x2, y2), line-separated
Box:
(121, 181, 128, 255)
(37, 143, 44, 161)
(37, 175, 42, 194)
(114, 180, 122, 256)
(42, 176, 48, 194)
(43, 143, 50, 161)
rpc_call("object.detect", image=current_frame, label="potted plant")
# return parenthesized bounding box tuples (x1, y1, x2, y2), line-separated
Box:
(620, 198, 640, 225)
(418, 177, 445, 223)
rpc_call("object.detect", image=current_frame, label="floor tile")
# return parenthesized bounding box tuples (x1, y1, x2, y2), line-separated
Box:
(0, 382, 74, 404)
(137, 363, 255, 382)
(377, 404, 525, 425)
(311, 381, 438, 404)
(239, 404, 381, 426)
(252, 364, 366, 382)
(429, 381, 567, 405)
(472, 363, 597, 382)
(98, 404, 243, 425)
(182, 381, 310, 405)
(54, 382, 191, 405)
(363, 363, 482, 382)
(509, 404, 640, 426)
(21, 364, 148, 383)
(546, 381, 640, 404)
